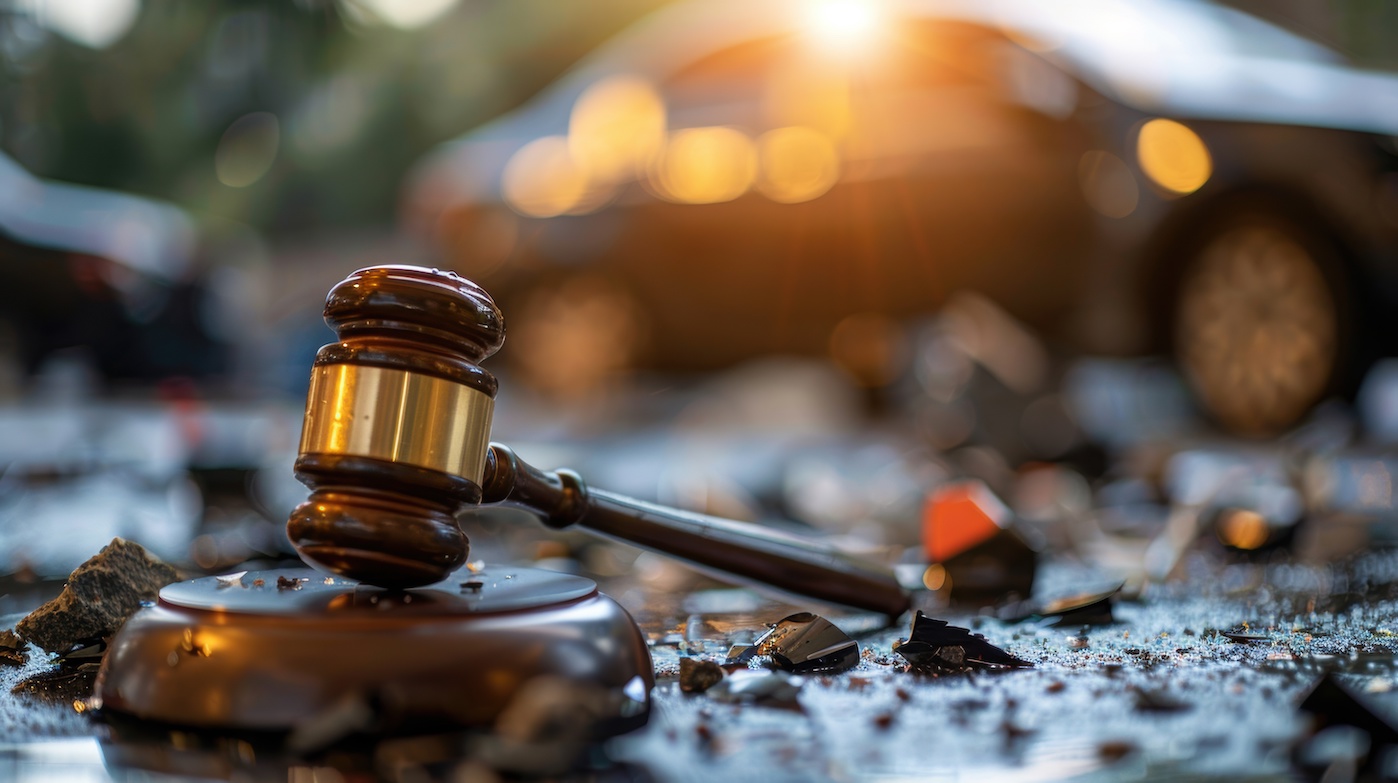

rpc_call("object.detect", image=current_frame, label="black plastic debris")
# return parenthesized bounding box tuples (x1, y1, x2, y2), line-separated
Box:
(893, 611, 1031, 672)
(1297, 674, 1398, 778)
(471, 676, 635, 776)
(997, 587, 1118, 626)
(1132, 687, 1191, 713)
(16, 538, 177, 654)
(0, 630, 27, 667)
(679, 658, 725, 694)
(1299, 673, 1398, 745)
(727, 613, 860, 674)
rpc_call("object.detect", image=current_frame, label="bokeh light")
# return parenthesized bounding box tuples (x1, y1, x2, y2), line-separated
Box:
(650, 127, 757, 205)
(569, 75, 667, 183)
(921, 563, 949, 591)
(214, 112, 281, 189)
(757, 126, 840, 203)
(502, 136, 595, 218)
(21, 0, 140, 49)
(1216, 508, 1269, 550)
(803, 0, 883, 53)
(346, 0, 461, 29)
(289, 75, 369, 161)
(1077, 150, 1138, 218)
(1137, 118, 1212, 195)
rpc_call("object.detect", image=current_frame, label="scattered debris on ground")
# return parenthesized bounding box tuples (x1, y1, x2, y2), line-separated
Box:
(0, 630, 28, 667)
(707, 671, 804, 710)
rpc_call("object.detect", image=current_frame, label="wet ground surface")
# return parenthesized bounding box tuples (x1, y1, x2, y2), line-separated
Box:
(0, 552, 1396, 781)
(616, 556, 1398, 783)
(2, 345, 1398, 780)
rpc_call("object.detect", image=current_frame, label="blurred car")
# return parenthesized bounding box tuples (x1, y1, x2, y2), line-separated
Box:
(405, 0, 1398, 434)
(0, 151, 230, 384)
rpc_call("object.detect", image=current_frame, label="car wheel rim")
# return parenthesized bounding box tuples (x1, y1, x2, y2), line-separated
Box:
(1175, 224, 1338, 434)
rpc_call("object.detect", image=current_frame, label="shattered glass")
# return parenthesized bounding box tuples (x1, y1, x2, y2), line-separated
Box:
(726, 612, 859, 674)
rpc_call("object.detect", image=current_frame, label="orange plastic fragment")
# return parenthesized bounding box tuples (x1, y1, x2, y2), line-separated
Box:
(922, 481, 1007, 563)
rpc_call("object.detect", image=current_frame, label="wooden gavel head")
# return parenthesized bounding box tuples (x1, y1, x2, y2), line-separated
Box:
(287, 265, 505, 588)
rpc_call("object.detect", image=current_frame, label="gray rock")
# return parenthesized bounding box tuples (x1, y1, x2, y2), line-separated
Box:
(16, 538, 177, 654)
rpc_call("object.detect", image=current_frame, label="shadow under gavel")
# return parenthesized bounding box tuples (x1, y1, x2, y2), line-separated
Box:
(286, 265, 909, 618)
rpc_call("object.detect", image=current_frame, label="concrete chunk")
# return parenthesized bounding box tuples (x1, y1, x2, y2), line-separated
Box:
(16, 538, 177, 654)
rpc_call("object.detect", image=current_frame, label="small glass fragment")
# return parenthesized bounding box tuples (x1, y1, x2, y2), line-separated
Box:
(1222, 631, 1269, 643)
(57, 639, 106, 665)
(727, 612, 860, 674)
(997, 586, 1119, 626)
(679, 658, 725, 694)
(215, 571, 248, 589)
(893, 611, 1031, 672)
(707, 671, 804, 710)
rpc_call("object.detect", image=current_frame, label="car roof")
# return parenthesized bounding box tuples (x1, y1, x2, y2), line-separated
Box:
(0, 151, 195, 281)
(480, 0, 1398, 138)
(408, 0, 1398, 209)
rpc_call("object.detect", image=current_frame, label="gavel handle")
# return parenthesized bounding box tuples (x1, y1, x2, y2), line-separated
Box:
(479, 443, 909, 618)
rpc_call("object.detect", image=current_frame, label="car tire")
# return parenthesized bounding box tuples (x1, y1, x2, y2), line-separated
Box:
(1172, 207, 1349, 436)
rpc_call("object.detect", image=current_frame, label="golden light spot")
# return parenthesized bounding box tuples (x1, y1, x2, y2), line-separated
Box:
(650, 127, 757, 204)
(1077, 150, 1138, 218)
(1217, 509, 1269, 550)
(1137, 118, 1212, 195)
(922, 564, 949, 591)
(828, 312, 908, 387)
(502, 136, 603, 218)
(569, 75, 666, 183)
(803, 0, 883, 53)
(757, 126, 840, 203)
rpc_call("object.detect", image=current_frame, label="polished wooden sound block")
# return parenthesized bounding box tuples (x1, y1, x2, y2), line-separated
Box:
(95, 567, 652, 736)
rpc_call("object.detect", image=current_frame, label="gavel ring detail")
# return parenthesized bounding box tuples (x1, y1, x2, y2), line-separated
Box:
(286, 265, 909, 617)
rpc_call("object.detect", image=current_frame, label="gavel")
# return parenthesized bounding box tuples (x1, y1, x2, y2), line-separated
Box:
(285, 265, 909, 617)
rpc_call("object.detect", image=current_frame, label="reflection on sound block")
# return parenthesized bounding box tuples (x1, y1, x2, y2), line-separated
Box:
(94, 566, 652, 737)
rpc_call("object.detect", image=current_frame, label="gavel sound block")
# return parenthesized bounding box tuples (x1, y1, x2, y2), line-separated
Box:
(96, 266, 908, 736)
